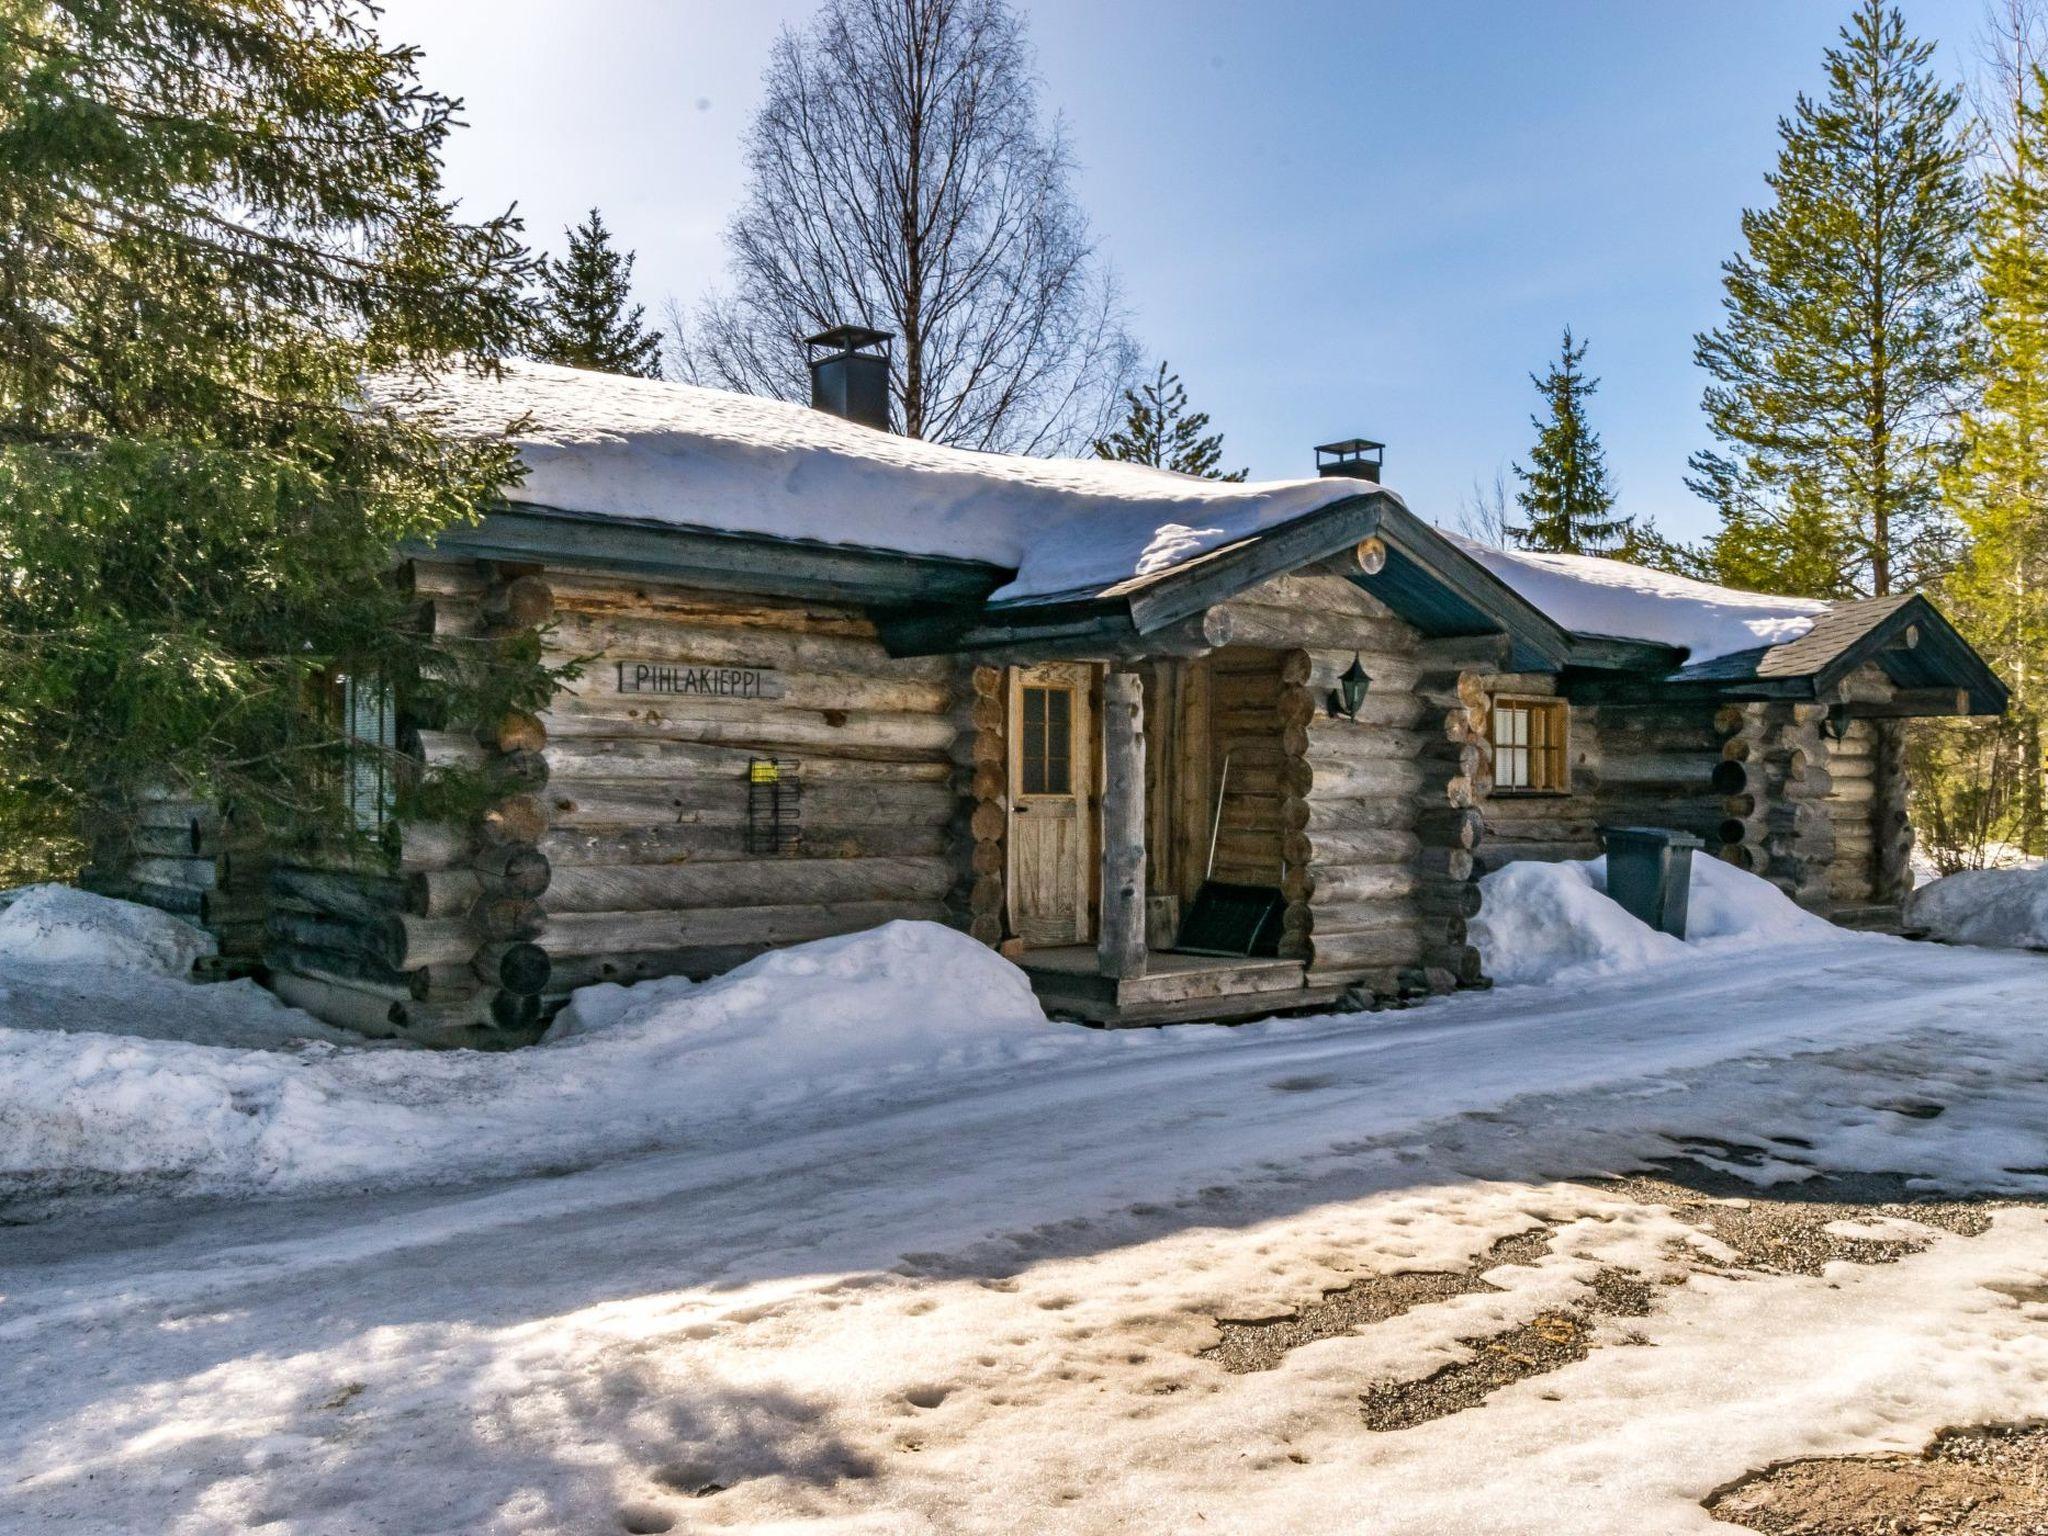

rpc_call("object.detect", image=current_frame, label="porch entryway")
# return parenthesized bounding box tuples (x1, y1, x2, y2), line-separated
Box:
(1002, 650, 1338, 1025)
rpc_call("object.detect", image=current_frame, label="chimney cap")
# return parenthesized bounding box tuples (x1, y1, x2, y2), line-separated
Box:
(1314, 438, 1385, 480)
(804, 324, 893, 356)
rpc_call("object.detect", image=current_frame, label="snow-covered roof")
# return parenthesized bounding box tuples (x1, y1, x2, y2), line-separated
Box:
(375, 361, 1373, 605)
(1443, 533, 1828, 664)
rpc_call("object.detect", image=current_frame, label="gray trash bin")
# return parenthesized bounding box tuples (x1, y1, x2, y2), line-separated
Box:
(1599, 826, 1703, 938)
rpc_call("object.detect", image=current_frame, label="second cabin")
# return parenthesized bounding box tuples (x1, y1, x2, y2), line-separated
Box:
(92, 338, 2008, 1037)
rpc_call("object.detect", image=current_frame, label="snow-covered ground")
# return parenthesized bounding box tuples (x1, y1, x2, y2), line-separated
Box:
(2, 882, 2046, 1533)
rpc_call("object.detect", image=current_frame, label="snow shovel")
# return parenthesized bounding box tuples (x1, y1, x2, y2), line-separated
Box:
(1174, 750, 1287, 958)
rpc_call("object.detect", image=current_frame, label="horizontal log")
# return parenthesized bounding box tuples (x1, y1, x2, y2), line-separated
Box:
(1216, 602, 1417, 654)
(543, 611, 951, 681)
(1295, 795, 1416, 833)
(267, 908, 385, 964)
(1293, 753, 1426, 800)
(545, 943, 779, 993)
(1597, 751, 1720, 785)
(272, 866, 409, 925)
(269, 970, 402, 1036)
(1482, 842, 1597, 869)
(542, 777, 956, 832)
(1306, 864, 1421, 905)
(544, 699, 956, 758)
(540, 899, 951, 958)
(1308, 927, 1424, 972)
(541, 737, 953, 785)
(267, 946, 415, 1004)
(554, 656, 957, 717)
(542, 855, 956, 914)
(1293, 899, 1415, 940)
(130, 855, 219, 892)
(1305, 826, 1424, 866)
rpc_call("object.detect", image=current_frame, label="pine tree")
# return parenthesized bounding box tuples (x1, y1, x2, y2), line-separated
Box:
(1508, 329, 1630, 554)
(1093, 363, 1246, 480)
(534, 210, 663, 378)
(1938, 51, 2048, 858)
(0, 1, 545, 880)
(1689, 0, 1978, 599)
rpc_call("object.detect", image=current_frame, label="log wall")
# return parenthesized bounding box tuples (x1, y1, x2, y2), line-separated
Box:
(264, 558, 557, 1042)
(86, 793, 267, 978)
(530, 572, 963, 995)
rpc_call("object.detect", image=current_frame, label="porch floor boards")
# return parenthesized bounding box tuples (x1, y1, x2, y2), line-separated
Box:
(1019, 947, 1343, 1027)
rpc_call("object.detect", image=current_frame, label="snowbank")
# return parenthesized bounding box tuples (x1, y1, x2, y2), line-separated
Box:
(0, 884, 214, 976)
(1473, 854, 1843, 986)
(1907, 865, 2048, 952)
(377, 361, 1367, 603)
(1444, 531, 1826, 663)
(0, 921, 1084, 1205)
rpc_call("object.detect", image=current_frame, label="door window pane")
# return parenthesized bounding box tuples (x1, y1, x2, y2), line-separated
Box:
(1021, 685, 1072, 795)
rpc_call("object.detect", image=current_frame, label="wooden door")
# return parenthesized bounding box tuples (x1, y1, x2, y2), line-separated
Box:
(1008, 663, 1095, 945)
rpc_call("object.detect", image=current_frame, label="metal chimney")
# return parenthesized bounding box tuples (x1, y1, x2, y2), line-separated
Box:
(804, 325, 894, 431)
(1314, 438, 1384, 482)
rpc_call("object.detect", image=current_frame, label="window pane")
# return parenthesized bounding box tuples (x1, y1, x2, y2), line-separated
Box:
(1022, 687, 1047, 794)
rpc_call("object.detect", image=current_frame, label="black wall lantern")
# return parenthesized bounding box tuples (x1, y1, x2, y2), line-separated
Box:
(1820, 703, 1849, 742)
(1329, 652, 1372, 720)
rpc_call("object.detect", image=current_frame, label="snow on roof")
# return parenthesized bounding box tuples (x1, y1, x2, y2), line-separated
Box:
(375, 361, 1372, 604)
(1443, 532, 1827, 664)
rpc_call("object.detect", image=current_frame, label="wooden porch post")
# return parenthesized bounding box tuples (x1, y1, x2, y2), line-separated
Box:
(1099, 667, 1148, 979)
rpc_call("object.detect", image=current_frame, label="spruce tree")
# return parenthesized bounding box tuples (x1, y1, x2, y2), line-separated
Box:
(0, 2, 544, 880)
(1689, 0, 1978, 599)
(533, 210, 664, 378)
(1508, 329, 1630, 554)
(1938, 55, 2048, 857)
(1093, 363, 1246, 480)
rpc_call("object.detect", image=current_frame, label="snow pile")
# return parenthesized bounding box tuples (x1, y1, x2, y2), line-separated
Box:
(376, 360, 1370, 603)
(543, 919, 1058, 1104)
(0, 921, 1082, 1204)
(1445, 531, 1827, 663)
(0, 884, 214, 976)
(1473, 854, 1843, 985)
(1907, 865, 2048, 952)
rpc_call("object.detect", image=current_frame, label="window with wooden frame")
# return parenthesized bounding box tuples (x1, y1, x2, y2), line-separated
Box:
(1490, 696, 1569, 793)
(327, 671, 395, 835)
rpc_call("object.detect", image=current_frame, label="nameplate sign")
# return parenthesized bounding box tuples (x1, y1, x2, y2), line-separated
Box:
(614, 661, 784, 700)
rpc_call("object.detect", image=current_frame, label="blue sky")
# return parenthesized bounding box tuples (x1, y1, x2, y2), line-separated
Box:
(377, 0, 1992, 541)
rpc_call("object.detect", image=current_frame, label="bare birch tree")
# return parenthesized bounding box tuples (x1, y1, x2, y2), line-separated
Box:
(675, 0, 1135, 453)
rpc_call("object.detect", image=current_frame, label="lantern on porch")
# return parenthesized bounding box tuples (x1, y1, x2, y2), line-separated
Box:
(1330, 652, 1372, 720)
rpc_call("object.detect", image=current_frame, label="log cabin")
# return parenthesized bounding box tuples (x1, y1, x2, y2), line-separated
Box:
(90, 339, 2009, 1039)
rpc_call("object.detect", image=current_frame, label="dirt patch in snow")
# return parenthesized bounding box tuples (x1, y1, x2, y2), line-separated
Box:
(1604, 1157, 1998, 1276)
(1200, 1228, 1554, 1375)
(1360, 1266, 1654, 1432)
(1706, 1422, 2048, 1535)
(1199, 1148, 2043, 1438)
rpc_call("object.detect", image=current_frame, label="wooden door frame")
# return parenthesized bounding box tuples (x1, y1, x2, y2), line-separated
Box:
(1005, 662, 1099, 946)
